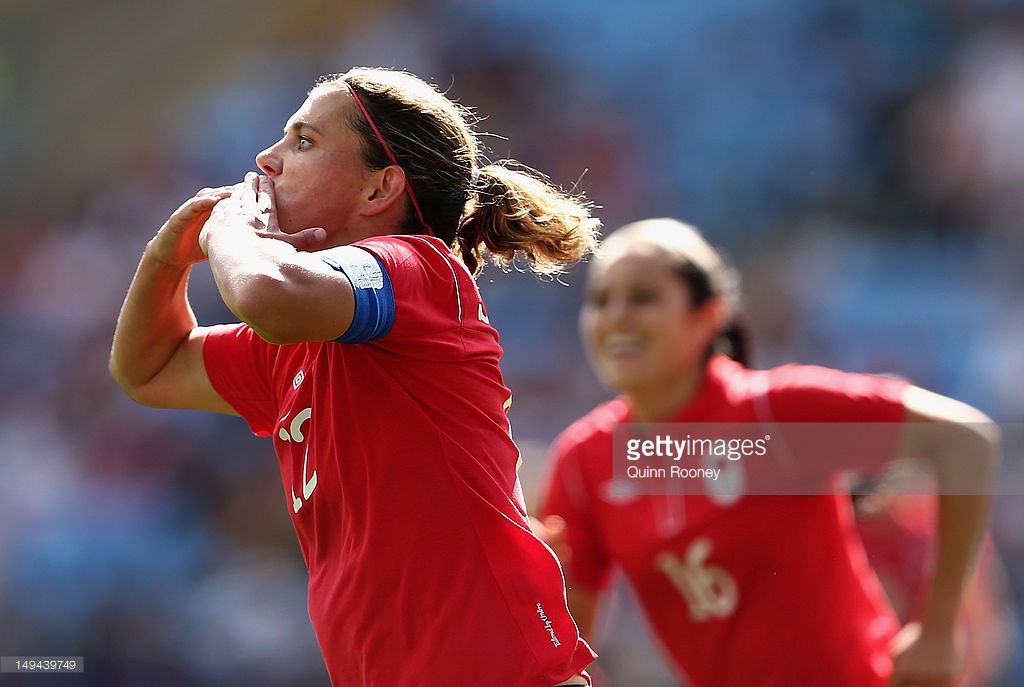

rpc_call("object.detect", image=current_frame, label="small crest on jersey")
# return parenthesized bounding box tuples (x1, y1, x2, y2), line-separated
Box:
(601, 477, 641, 503)
(293, 370, 305, 389)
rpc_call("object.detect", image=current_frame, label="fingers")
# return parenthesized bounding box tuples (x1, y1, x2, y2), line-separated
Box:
(541, 515, 568, 539)
(168, 194, 221, 224)
(275, 226, 327, 251)
(258, 174, 280, 233)
(238, 171, 270, 230)
(191, 173, 327, 252)
(246, 173, 325, 250)
(531, 515, 571, 562)
(888, 622, 921, 653)
(195, 184, 238, 199)
(530, 515, 567, 542)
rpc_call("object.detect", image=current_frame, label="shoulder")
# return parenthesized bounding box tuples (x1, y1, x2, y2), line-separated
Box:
(550, 399, 628, 462)
(355, 235, 463, 275)
(757, 361, 909, 422)
(709, 354, 905, 399)
(763, 362, 907, 398)
(203, 321, 266, 354)
(352, 235, 477, 306)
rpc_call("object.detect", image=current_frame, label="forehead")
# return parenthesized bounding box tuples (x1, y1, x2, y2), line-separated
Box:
(286, 88, 354, 135)
(588, 247, 677, 288)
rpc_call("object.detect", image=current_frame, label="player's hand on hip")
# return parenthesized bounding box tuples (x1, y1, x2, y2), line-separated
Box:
(531, 515, 573, 566)
(889, 621, 963, 687)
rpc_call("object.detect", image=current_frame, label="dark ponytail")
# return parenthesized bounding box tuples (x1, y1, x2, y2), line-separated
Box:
(322, 68, 599, 276)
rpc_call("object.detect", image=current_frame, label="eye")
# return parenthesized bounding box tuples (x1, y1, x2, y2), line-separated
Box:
(627, 287, 658, 305)
(297, 136, 313, 150)
(584, 288, 608, 308)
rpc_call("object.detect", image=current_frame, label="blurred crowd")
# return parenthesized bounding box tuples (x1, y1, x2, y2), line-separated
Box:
(1, 1, 1023, 685)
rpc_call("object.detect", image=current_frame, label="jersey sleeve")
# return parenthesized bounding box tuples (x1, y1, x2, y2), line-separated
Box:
(320, 236, 491, 360)
(202, 322, 279, 437)
(759, 364, 910, 483)
(537, 434, 614, 591)
(764, 364, 909, 424)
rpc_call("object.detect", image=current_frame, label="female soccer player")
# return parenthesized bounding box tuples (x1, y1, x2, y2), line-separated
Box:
(110, 67, 600, 686)
(536, 217, 1000, 686)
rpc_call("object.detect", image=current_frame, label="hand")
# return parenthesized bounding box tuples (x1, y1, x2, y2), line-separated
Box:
(149, 185, 236, 266)
(530, 514, 572, 566)
(199, 172, 327, 253)
(889, 621, 964, 687)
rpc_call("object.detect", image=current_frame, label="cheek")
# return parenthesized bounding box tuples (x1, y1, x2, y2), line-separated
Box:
(272, 194, 304, 234)
(579, 308, 597, 337)
(279, 179, 345, 231)
(578, 312, 602, 361)
(666, 316, 710, 358)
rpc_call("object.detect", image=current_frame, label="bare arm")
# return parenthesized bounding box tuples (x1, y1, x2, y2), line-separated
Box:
(110, 175, 331, 411)
(110, 189, 236, 413)
(888, 385, 1001, 687)
(198, 173, 355, 344)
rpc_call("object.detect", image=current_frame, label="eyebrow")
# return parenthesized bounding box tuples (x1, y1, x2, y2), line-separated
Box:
(283, 120, 324, 137)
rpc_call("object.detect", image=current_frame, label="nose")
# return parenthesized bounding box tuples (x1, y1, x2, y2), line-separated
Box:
(256, 144, 280, 176)
(598, 296, 631, 326)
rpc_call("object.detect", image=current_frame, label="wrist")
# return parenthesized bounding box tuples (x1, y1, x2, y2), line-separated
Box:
(919, 602, 960, 637)
(197, 224, 212, 258)
(143, 240, 194, 270)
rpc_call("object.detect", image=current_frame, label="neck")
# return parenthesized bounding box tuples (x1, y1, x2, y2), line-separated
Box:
(627, 364, 706, 423)
(326, 220, 398, 249)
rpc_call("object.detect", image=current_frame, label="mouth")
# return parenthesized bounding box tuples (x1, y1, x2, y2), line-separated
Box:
(601, 333, 645, 359)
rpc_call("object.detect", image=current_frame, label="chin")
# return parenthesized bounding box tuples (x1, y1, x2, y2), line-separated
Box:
(598, 370, 645, 396)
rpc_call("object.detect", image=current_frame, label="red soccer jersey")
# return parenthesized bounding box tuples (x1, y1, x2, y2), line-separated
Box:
(539, 355, 909, 687)
(204, 235, 595, 686)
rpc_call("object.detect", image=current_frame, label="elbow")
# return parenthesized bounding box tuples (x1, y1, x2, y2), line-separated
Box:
(959, 410, 1002, 472)
(901, 386, 1002, 480)
(227, 275, 306, 345)
(108, 361, 152, 407)
(977, 418, 1002, 471)
(108, 356, 166, 408)
(927, 419, 1002, 495)
(108, 355, 137, 400)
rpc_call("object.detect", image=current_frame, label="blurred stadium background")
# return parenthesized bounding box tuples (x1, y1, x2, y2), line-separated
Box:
(1, 0, 1023, 685)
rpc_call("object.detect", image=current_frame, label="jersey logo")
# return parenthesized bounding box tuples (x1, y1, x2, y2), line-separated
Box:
(656, 537, 738, 622)
(278, 407, 318, 513)
(702, 450, 745, 506)
(535, 603, 561, 647)
(478, 302, 490, 324)
(600, 478, 642, 503)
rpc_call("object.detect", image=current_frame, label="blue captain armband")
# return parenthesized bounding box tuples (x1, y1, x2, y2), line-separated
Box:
(321, 246, 396, 343)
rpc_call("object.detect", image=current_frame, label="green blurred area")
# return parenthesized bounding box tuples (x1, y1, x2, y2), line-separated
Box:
(0, 0, 387, 220)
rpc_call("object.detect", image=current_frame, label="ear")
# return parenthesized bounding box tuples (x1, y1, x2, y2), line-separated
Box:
(696, 295, 728, 344)
(361, 165, 408, 218)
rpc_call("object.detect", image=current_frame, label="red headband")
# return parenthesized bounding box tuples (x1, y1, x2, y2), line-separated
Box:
(346, 82, 435, 237)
